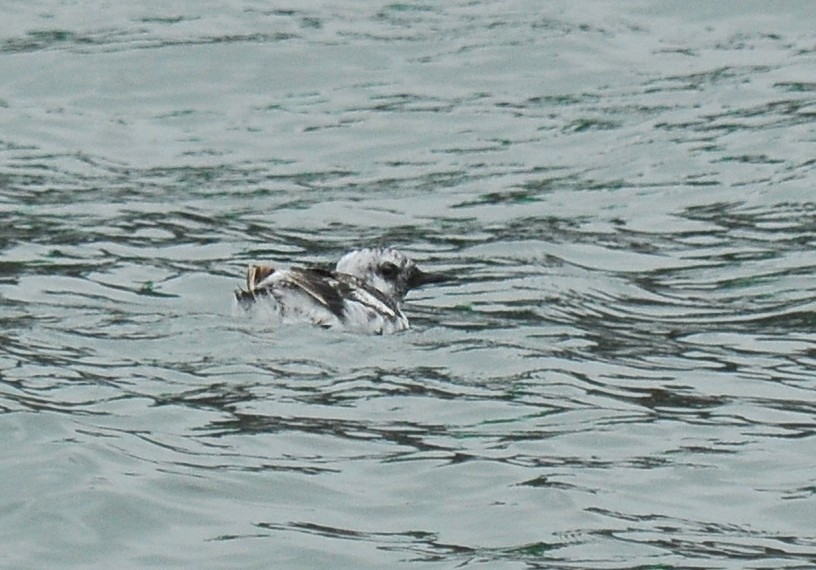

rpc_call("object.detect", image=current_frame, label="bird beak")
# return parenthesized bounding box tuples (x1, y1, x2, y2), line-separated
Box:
(407, 267, 452, 290)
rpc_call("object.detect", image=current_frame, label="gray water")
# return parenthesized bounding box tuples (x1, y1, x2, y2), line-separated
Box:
(1, 1, 815, 568)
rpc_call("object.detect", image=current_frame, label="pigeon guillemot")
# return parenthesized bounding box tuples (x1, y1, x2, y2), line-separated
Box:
(234, 248, 449, 334)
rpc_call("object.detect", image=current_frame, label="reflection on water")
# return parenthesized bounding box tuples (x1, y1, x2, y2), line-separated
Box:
(2, 1, 816, 568)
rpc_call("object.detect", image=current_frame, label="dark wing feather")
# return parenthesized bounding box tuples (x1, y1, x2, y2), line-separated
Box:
(346, 282, 400, 319)
(284, 268, 351, 321)
(235, 265, 402, 325)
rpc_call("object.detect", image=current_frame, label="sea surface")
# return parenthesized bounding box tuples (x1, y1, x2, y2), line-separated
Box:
(1, 1, 815, 568)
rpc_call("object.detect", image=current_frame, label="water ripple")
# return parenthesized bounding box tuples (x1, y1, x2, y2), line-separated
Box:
(2, 1, 816, 568)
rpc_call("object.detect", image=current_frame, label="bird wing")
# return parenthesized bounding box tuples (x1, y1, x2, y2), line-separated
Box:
(284, 268, 349, 321)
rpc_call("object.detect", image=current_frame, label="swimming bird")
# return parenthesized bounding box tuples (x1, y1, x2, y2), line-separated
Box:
(234, 248, 449, 334)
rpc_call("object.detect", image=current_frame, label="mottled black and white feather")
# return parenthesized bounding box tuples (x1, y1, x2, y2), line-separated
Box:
(235, 248, 449, 334)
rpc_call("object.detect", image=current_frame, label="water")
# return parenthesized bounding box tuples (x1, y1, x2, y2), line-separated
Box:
(1, 1, 815, 568)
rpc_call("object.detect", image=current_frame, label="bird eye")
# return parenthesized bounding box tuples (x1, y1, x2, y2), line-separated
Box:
(379, 262, 399, 279)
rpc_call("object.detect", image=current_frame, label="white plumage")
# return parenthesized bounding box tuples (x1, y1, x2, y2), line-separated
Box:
(235, 248, 449, 334)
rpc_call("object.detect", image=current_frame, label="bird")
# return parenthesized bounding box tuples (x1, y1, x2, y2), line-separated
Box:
(234, 248, 450, 334)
